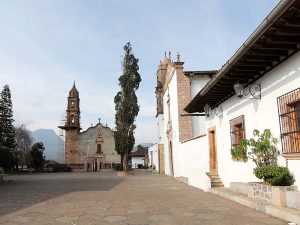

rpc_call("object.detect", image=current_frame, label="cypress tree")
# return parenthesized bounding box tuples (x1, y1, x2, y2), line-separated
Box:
(30, 142, 45, 172)
(114, 42, 141, 172)
(0, 85, 15, 170)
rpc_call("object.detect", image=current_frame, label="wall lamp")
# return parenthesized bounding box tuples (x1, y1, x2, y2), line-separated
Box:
(233, 82, 261, 99)
(204, 104, 223, 118)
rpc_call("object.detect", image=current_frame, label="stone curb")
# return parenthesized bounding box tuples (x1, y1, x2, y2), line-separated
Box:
(210, 187, 300, 224)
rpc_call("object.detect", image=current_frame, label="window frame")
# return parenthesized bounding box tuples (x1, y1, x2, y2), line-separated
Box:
(229, 115, 246, 149)
(277, 87, 300, 157)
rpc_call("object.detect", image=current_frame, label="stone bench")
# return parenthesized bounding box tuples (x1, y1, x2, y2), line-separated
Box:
(230, 182, 298, 208)
(286, 191, 300, 210)
(230, 182, 248, 195)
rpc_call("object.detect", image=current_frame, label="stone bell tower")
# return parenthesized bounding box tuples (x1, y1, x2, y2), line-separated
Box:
(59, 82, 81, 164)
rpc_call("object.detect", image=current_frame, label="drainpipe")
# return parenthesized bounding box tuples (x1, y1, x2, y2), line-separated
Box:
(198, 0, 296, 97)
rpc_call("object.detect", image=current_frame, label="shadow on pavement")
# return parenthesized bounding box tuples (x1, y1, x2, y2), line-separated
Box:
(0, 172, 124, 216)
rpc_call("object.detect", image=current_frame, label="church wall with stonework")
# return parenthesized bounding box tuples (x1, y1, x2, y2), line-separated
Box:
(77, 124, 120, 164)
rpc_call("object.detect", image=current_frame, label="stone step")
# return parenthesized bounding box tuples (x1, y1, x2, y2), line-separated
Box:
(210, 177, 222, 183)
(209, 175, 220, 179)
(211, 182, 224, 188)
(206, 171, 224, 188)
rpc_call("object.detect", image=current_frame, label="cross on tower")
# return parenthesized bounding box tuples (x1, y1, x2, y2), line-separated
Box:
(98, 118, 101, 124)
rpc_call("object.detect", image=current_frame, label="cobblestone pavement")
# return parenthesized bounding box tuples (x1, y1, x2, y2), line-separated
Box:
(0, 171, 286, 225)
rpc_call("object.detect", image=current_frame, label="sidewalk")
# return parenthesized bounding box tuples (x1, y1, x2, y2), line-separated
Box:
(210, 187, 300, 224)
(0, 171, 288, 225)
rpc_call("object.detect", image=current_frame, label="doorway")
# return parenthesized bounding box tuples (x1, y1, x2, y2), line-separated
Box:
(208, 127, 218, 172)
(94, 161, 97, 172)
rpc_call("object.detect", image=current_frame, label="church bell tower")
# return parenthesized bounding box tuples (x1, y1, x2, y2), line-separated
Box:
(59, 82, 80, 164)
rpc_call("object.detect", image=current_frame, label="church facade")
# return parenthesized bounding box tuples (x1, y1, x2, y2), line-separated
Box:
(59, 83, 120, 171)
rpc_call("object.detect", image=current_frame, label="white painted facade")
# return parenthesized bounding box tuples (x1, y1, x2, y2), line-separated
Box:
(157, 51, 300, 191)
(157, 114, 164, 144)
(205, 51, 300, 189)
(155, 3, 300, 191)
(190, 75, 211, 136)
(131, 157, 145, 169)
(158, 68, 214, 190)
(148, 144, 159, 171)
(163, 70, 180, 176)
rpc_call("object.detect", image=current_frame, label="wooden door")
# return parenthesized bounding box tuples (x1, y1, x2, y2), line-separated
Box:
(159, 145, 165, 174)
(169, 142, 174, 176)
(208, 127, 217, 172)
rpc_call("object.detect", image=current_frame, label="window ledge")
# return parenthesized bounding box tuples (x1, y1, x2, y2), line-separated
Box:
(231, 158, 247, 163)
(281, 153, 300, 160)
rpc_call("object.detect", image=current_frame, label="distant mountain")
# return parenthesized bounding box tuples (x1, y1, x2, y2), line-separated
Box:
(132, 143, 153, 152)
(31, 129, 63, 161)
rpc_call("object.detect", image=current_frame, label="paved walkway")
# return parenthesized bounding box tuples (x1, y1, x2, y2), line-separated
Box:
(0, 171, 286, 225)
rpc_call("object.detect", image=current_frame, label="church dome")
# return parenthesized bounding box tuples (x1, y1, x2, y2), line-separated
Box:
(69, 81, 79, 97)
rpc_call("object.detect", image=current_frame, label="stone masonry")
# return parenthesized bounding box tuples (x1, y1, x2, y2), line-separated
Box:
(175, 58, 192, 142)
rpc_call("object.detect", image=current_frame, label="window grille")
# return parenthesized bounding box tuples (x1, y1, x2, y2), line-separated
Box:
(277, 88, 300, 154)
(230, 115, 245, 148)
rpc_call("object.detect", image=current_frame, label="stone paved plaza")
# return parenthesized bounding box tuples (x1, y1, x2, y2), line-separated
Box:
(0, 171, 286, 225)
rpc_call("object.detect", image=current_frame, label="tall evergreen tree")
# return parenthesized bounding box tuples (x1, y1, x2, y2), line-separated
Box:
(0, 85, 15, 170)
(114, 42, 141, 171)
(30, 142, 45, 172)
(0, 99, 4, 148)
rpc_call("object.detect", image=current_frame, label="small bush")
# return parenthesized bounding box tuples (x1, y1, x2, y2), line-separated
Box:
(114, 163, 123, 171)
(231, 145, 247, 162)
(52, 164, 71, 172)
(254, 166, 295, 186)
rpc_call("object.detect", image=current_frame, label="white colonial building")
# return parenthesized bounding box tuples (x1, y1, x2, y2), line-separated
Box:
(148, 144, 159, 171)
(155, 0, 300, 191)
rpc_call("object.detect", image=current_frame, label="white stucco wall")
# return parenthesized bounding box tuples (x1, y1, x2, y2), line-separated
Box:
(205, 51, 300, 188)
(163, 70, 182, 177)
(179, 136, 211, 191)
(131, 157, 145, 169)
(148, 144, 159, 171)
(157, 114, 164, 144)
(190, 76, 211, 137)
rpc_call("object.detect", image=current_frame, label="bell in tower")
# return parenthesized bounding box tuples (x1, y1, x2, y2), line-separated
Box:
(59, 81, 81, 164)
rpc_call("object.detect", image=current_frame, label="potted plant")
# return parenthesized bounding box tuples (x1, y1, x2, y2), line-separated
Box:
(231, 129, 296, 206)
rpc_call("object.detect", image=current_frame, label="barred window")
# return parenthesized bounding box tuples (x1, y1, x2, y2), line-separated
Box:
(277, 88, 300, 154)
(230, 115, 245, 148)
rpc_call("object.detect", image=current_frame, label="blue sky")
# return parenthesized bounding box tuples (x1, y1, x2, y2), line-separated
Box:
(0, 0, 279, 144)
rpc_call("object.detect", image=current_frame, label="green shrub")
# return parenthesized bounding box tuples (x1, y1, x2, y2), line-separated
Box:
(52, 164, 71, 172)
(230, 129, 279, 168)
(254, 166, 295, 186)
(114, 163, 123, 171)
(231, 145, 247, 162)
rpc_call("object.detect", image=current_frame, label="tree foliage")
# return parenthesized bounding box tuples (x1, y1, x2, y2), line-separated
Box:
(0, 148, 14, 171)
(231, 129, 279, 168)
(15, 125, 33, 170)
(114, 42, 141, 171)
(0, 85, 16, 151)
(0, 85, 16, 171)
(30, 142, 45, 171)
